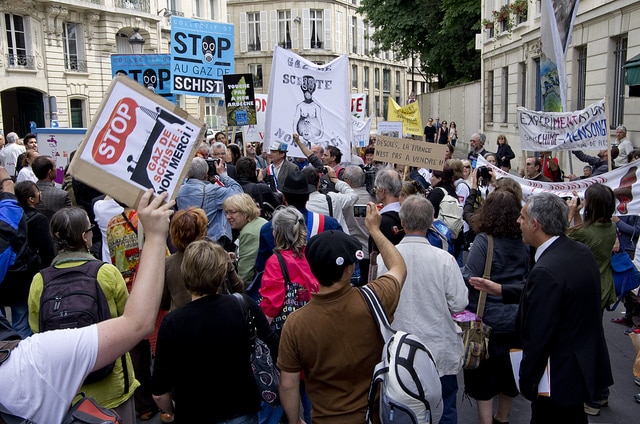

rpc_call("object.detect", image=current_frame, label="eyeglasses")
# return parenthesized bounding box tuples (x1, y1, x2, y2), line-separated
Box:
(463, 165, 471, 169)
(84, 224, 95, 234)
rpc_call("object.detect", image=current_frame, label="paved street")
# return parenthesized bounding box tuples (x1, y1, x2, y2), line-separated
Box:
(137, 309, 640, 424)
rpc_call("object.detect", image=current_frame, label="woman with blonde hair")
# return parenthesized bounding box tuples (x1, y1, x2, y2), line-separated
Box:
(16, 150, 39, 183)
(496, 134, 515, 172)
(223, 193, 267, 287)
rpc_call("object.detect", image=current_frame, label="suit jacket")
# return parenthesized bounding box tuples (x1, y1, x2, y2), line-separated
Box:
(517, 236, 613, 405)
(36, 181, 72, 220)
(276, 159, 299, 187)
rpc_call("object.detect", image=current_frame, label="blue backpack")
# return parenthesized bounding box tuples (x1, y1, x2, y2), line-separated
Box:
(427, 219, 454, 255)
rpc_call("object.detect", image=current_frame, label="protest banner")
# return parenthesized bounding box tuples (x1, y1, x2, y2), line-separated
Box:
(69, 75, 204, 208)
(353, 116, 372, 148)
(387, 97, 423, 136)
(170, 16, 234, 96)
(242, 93, 267, 144)
(265, 46, 350, 160)
(477, 155, 640, 216)
(517, 99, 607, 152)
(111, 54, 175, 103)
(223, 73, 256, 126)
(34, 127, 86, 184)
(374, 135, 448, 171)
(351, 93, 367, 120)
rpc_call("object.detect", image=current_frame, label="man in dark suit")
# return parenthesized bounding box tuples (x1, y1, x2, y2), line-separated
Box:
(33, 155, 72, 219)
(516, 192, 612, 423)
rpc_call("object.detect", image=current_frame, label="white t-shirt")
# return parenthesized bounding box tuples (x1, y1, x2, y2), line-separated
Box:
(0, 325, 98, 423)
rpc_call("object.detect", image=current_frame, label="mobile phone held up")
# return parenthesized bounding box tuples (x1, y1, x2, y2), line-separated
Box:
(354, 205, 367, 217)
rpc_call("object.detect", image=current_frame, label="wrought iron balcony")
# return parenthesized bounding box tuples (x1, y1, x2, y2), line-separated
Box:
(6, 54, 35, 69)
(65, 57, 88, 72)
(115, 0, 150, 14)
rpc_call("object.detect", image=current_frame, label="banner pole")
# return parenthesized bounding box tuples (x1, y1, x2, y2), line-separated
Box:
(605, 96, 612, 172)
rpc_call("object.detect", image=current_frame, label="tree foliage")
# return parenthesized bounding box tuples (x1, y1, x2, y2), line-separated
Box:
(358, 0, 481, 88)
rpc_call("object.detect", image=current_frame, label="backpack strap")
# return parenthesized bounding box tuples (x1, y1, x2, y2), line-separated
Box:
(476, 235, 493, 322)
(359, 285, 394, 342)
(120, 212, 137, 235)
(325, 194, 333, 217)
(0, 410, 33, 424)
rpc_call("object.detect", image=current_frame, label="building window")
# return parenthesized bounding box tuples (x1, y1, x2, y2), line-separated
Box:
(534, 58, 542, 111)
(612, 36, 627, 128)
(520, 62, 527, 108)
(249, 63, 263, 88)
(375, 95, 380, 116)
(364, 66, 369, 88)
(193, 0, 201, 16)
(503, 66, 508, 123)
(209, 0, 215, 20)
(277, 10, 291, 49)
(70, 99, 85, 128)
(5, 14, 33, 69)
(310, 9, 323, 49)
(374, 68, 380, 89)
(395, 70, 401, 92)
(115, 31, 130, 53)
(351, 16, 357, 54)
(247, 12, 261, 51)
(352, 65, 358, 88)
(487, 70, 494, 123)
(383, 94, 389, 117)
(63, 23, 85, 72)
(576, 46, 587, 109)
(364, 26, 370, 56)
(383, 69, 391, 92)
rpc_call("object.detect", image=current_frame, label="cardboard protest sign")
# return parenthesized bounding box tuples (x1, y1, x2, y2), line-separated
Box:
(517, 98, 607, 151)
(374, 135, 448, 171)
(223, 73, 256, 126)
(265, 46, 350, 160)
(170, 16, 234, 96)
(111, 54, 175, 103)
(69, 75, 205, 208)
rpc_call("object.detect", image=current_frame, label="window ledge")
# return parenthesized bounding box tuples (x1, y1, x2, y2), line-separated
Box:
(6, 67, 37, 74)
(64, 70, 90, 77)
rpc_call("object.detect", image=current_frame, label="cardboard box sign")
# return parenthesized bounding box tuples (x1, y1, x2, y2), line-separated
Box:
(69, 75, 205, 208)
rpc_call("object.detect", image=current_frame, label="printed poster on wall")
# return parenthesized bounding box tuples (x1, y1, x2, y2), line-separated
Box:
(517, 99, 607, 151)
(69, 76, 205, 208)
(265, 46, 351, 160)
(111, 54, 176, 103)
(222, 73, 256, 126)
(170, 16, 234, 96)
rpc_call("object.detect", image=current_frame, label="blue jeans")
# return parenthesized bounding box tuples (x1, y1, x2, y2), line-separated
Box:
(9, 301, 32, 339)
(439, 374, 458, 424)
(219, 413, 258, 424)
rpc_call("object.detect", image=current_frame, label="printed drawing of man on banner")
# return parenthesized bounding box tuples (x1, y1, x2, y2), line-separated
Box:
(294, 75, 324, 144)
(265, 46, 351, 161)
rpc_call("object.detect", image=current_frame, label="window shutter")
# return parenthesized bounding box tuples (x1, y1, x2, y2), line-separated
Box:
(302, 8, 310, 50)
(270, 10, 277, 51)
(335, 12, 342, 53)
(358, 18, 365, 56)
(260, 11, 268, 51)
(291, 9, 299, 50)
(323, 9, 332, 51)
(239, 13, 247, 53)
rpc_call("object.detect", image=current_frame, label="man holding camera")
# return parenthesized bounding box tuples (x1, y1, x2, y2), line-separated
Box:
(176, 157, 242, 250)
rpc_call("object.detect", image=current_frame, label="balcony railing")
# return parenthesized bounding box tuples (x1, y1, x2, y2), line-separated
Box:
(6, 54, 35, 69)
(65, 57, 88, 72)
(115, 0, 150, 14)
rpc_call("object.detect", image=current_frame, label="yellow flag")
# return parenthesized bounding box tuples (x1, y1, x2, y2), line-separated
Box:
(386, 97, 423, 136)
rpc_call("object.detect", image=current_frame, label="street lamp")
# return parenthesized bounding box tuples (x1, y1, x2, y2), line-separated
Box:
(129, 28, 145, 54)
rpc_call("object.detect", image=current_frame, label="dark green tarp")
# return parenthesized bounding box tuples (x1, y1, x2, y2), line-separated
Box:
(625, 53, 640, 85)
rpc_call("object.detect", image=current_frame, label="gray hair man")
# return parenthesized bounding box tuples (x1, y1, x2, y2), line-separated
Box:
(472, 192, 613, 422)
(468, 132, 491, 168)
(176, 157, 242, 249)
(0, 131, 25, 177)
(378, 194, 467, 423)
(614, 125, 633, 167)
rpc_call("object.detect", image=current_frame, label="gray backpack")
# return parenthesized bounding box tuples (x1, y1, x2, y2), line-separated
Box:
(360, 286, 443, 424)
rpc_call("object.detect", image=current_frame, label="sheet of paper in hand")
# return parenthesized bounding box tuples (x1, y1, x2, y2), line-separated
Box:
(69, 75, 205, 208)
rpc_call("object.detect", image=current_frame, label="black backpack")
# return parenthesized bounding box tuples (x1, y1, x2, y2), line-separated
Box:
(38, 260, 116, 384)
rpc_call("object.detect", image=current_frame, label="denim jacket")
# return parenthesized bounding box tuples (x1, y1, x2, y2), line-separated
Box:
(175, 176, 243, 242)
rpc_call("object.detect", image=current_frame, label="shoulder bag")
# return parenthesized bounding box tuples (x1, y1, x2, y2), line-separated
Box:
(607, 230, 640, 311)
(270, 252, 308, 334)
(460, 235, 493, 370)
(233, 293, 280, 405)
